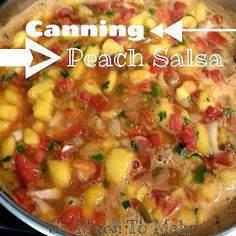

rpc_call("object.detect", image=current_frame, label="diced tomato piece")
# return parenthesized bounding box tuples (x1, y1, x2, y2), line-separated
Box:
(132, 158, 150, 180)
(121, 8, 136, 21)
(93, 2, 111, 11)
(207, 32, 227, 45)
(212, 15, 224, 24)
(56, 7, 73, 18)
(131, 198, 141, 209)
(215, 152, 233, 166)
(146, 133, 161, 148)
(158, 6, 171, 25)
(204, 69, 224, 83)
(59, 56, 69, 70)
(92, 163, 102, 180)
(180, 125, 197, 152)
(195, 37, 208, 51)
(170, 114, 183, 132)
(152, 189, 181, 215)
(90, 94, 111, 112)
(59, 207, 84, 231)
(60, 17, 72, 25)
(14, 188, 36, 213)
(28, 148, 45, 166)
(171, 2, 187, 22)
(50, 43, 63, 54)
(56, 79, 74, 92)
(203, 105, 223, 123)
(137, 80, 152, 92)
(12, 75, 25, 86)
(79, 91, 92, 104)
(92, 211, 106, 226)
(39, 135, 50, 151)
(15, 153, 40, 187)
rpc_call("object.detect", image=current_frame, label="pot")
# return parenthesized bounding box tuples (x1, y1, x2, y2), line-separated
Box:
(0, 0, 236, 235)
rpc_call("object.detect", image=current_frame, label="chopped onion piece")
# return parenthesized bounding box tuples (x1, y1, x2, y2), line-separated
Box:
(109, 119, 121, 137)
(29, 188, 62, 200)
(12, 130, 22, 141)
(34, 197, 52, 214)
(208, 121, 220, 155)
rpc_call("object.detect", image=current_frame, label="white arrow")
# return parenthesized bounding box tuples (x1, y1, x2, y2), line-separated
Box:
(151, 19, 236, 42)
(0, 38, 61, 79)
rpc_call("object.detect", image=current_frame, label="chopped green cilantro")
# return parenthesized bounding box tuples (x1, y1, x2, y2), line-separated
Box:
(105, 10, 114, 18)
(101, 81, 110, 90)
(60, 70, 69, 78)
(118, 110, 127, 119)
(1, 155, 12, 163)
(194, 167, 208, 183)
(223, 108, 234, 117)
(91, 153, 104, 163)
(175, 143, 186, 156)
(131, 140, 138, 151)
(151, 81, 159, 98)
(148, 8, 156, 15)
(158, 111, 167, 122)
(122, 200, 131, 209)
(183, 117, 191, 125)
(16, 145, 25, 153)
(48, 141, 60, 153)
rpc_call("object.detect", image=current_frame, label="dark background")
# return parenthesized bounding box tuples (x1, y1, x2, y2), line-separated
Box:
(0, 1, 43, 235)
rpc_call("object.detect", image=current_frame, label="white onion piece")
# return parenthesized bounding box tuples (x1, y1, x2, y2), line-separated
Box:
(198, 20, 213, 38)
(49, 111, 62, 127)
(34, 197, 51, 214)
(109, 119, 121, 137)
(29, 188, 62, 200)
(12, 130, 22, 141)
(208, 121, 220, 155)
(190, 114, 202, 122)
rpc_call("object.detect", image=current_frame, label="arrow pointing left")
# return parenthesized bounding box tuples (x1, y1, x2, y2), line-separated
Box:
(0, 38, 61, 79)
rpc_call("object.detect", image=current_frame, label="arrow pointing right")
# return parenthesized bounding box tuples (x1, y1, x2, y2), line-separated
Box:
(0, 38, 61, 79)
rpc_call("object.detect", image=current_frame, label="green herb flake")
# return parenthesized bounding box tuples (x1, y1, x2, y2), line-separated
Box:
(183, 117, 191, 125)
(105, 10, 114, 18)
(194, 167, 208, 183)
(91, 153, 104, 163)
(120, 192, 126, 196)
(1, 155, 12, 163)
(151, 82, 159, 98)
(175, 143, 186, 156)
(16, 145, 25, 153)
(48, 141, 59, 153)
(74, 42, 82, 49)
(101, 81, 110, 90)
(60, 70, 69, 78)
(148, 8, 156, 15)
(79, 103, 86, 110)
(144, 28, 150, 36)
(131, 140, 138, 151)
(118, 110, 127, 119)
(158, 111, 167, 122)
(223, 108, 234, 117)
(122, 200, 131, 209)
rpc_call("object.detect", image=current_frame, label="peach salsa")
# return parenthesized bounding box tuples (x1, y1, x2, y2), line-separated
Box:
(0, 0, 236, 235)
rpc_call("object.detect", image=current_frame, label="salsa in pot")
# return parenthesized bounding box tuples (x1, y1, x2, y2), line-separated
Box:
(0, 0, 236, 235)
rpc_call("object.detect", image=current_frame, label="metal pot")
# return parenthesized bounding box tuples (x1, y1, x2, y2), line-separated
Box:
(0, 0, 236, 235)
